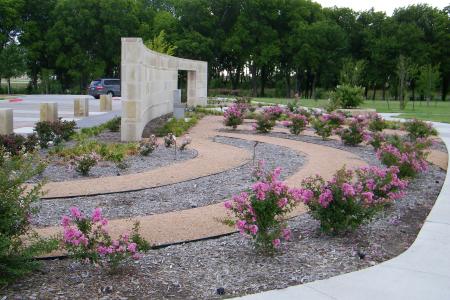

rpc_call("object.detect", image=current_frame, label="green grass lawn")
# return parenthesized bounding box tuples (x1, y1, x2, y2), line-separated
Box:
(251, 97, 450, 123)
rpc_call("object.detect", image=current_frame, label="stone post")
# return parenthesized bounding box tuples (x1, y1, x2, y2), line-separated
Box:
(0, 108, 13, 135)
(173, 89, 185, 119)
(40, 102, 58, 122)
(74, 97, 89, 117)
(100, 94, 112, 112)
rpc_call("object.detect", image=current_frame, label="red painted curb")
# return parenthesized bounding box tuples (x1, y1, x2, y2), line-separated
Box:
(8, 98, 23, 103)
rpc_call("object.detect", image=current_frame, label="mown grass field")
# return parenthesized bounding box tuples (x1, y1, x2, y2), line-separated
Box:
(251, 97, 450, 123)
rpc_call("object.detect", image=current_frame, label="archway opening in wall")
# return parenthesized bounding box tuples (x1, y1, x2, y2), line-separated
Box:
(178, 70, 188, 103)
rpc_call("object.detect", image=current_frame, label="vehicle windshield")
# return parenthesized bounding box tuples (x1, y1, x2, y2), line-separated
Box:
(90, 80, 101, 87)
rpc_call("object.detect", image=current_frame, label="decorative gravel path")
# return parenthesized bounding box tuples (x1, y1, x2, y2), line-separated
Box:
(4, 165, 445, 300)
(32, 129, 367, 249)
(35, 117, 252, 198)
(32, 136, 305, 227)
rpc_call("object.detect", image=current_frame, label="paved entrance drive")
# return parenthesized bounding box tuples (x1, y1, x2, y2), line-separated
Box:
(0, 94, 121, 134)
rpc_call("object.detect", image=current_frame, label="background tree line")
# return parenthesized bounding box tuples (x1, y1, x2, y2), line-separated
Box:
(0, 0, 449, 101)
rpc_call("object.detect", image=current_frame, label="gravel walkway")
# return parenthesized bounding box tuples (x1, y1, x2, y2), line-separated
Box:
(4, 165, 445, 299)
(224, 128, 382, 167)
(32, 136, 306, 227)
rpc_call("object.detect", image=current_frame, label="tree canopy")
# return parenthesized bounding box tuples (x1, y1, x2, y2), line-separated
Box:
(0, 0, 448, 100)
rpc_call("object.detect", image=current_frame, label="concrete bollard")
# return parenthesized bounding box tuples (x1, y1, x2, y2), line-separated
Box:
(40, 102, 58, 122)
(173, 89, 181, 105)
(173, 89, 185, 120)
(0, 108, 13, 135)
(99, 94, 112, 112)
(74, 97, 89, 117)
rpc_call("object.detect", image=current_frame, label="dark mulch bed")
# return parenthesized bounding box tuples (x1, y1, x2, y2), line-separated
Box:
(4, 124, 447, 299)
(3, 164, 445, 299)
(30, 129, 197, 183)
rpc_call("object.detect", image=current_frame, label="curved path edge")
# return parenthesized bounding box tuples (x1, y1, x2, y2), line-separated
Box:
(34, 131, 367, 257)
(37, 117, 252, 198)
(235, 116, 450, 300)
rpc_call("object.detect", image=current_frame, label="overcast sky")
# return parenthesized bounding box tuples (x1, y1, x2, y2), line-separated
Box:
(315, 0, 448, 15)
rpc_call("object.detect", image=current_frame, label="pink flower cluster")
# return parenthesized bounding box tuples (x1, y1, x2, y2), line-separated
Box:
(355, 166, 408, 203)
(300, 165, 410, 234)
(282, 113, 309, 135)
(263, 105, 285, 120)
(376, 142, 429, 177)
(335, 117, 368, 146)
(302, 165, 408, 209)
(321, 112, 345, 126)
(61, 207, 141, 266)
(223, 103, 246, 128)
(225, 163, 312, 252)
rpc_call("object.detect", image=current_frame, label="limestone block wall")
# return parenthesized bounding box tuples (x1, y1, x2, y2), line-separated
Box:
(121, 37, 208, 141)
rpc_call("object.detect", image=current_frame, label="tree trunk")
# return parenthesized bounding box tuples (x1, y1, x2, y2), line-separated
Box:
(285, 72, 291, 98)
(7, 78, 11, 94)
(250, 64, 257, 97)
(382, 83, 386, 100)
(311, 73, 317, 100)
(399, 80, 403, 105)
(364, 86, 368, 99)
(441, 76, 448, 101)
(235, 67, 241, 90)
(296, 68, 302, 97)
(305, 69, 312, 99)
(260, 67, 266, 97)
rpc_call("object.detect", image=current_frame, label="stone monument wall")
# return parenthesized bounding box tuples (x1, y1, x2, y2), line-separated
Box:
(121, 37, 208, 141)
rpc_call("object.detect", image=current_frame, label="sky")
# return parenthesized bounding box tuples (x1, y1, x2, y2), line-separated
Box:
(314, 0, 448, 15)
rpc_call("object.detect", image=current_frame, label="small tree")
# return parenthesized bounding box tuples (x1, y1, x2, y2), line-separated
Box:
(396, 55, 416, 110)
(417, 64, 440, 107)
(0, 149, 58, 285)
(340, 59, 366, 86)
(0, 43, 26, 94)
(145, 30, 177, 55)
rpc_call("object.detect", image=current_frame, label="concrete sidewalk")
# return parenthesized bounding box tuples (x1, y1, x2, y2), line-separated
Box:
(236, 117, 450, 300)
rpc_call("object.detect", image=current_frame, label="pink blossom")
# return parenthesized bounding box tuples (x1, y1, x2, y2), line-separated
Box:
(342, 183, 355, 197)
(91, 208, 102, 222)
(224, 201, 233, 209)
(277, 197, 288, 208)
(236, 220, 246, 232)
(69, 207, 82, 220)
(97, 245, 108, 255)
(61, 215, 71, 227)
(318, 189, 333, 208)
(272, 167, 282, 181)
(272, 238, 281, 248)
(101, 218, 108, 226)
(361, 192, 374, 203)
(248, 224, 258, 235)
(252, 182, 270, 200)
(282, 228, 292, 241)
(272, 180, 286, 195)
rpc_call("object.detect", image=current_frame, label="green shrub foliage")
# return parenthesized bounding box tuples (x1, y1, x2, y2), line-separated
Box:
(0, 150, 58, 285)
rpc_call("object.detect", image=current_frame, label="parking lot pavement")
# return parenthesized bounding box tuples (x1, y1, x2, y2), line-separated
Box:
(0, 94, 121, 134)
